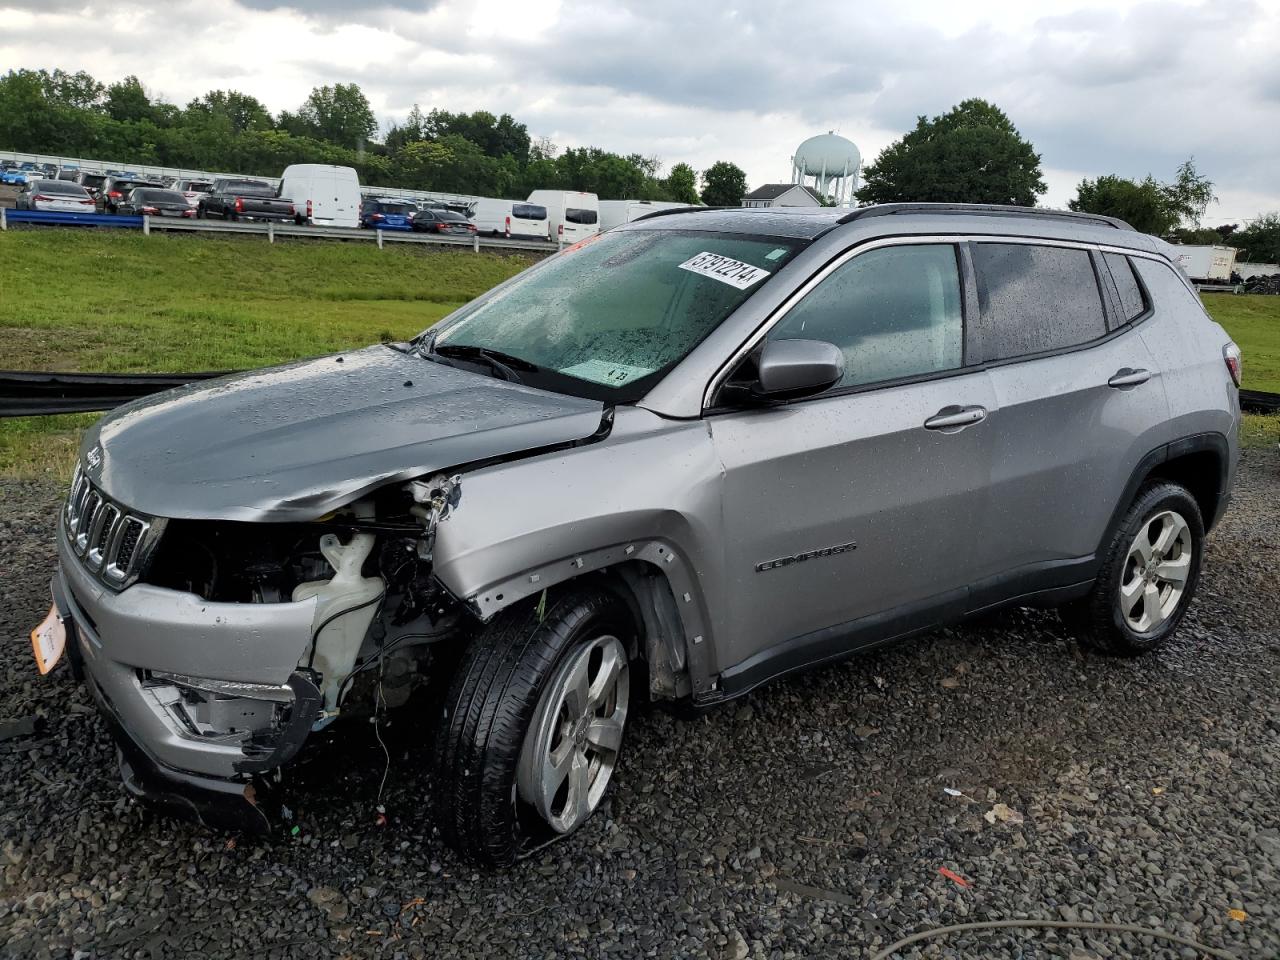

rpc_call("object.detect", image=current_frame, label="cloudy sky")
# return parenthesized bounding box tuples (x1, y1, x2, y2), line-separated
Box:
(2, 0, 1277, 221)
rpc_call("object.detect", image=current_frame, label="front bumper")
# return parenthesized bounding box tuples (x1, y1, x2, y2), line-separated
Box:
(54, 517, 324, 829)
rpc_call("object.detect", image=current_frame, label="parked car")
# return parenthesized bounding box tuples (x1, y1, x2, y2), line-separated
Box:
(0, 167, 30, 185)
(277, 164, 360, 228)
(117, 187, 197, 217)
(39, 163, 58, 178)
(528, 189, 600, 244)
(57, 166, 80, 182)
(37, 204, 1240, 867)
(76, 171, 107, 199)
(410, 207, 476, 236)
(13, 179, 96, 212)
(171, 179, 213, 209)
(359, 198, 415, 230)
(198, 178, 295, 222)
(99, 176, 165, 213)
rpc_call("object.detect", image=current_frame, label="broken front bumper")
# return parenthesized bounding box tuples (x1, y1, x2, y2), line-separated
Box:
(54, 517, 323, 830)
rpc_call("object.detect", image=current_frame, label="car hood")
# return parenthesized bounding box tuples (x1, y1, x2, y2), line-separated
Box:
(83, 346, 606, 522)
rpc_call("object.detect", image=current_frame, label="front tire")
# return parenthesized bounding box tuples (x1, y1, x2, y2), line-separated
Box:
(433, 588, 634, 866)
(1070, 482, 1203, 656)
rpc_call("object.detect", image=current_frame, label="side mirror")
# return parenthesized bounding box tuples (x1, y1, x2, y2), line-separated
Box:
(752, 338, 845, 400)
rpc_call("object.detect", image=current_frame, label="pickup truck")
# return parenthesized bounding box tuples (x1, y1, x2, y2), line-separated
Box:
(198, 178, 295, 222)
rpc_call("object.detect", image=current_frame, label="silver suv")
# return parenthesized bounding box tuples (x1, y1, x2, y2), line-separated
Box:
(42, 204, 1241, 864)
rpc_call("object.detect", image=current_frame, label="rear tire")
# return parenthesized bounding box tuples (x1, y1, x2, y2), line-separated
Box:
(1068, 482, 1203, 656)
(433, 588, 635, 866)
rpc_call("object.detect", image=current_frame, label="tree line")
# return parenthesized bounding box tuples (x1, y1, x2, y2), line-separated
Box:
(0, 69, 751, 205)
(3, 69, 1276, 259)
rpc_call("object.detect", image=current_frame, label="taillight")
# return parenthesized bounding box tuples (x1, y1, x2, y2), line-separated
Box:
(79, 199, 93, 205)
(306, 199, 312, 219)
(371, 213, 384, 221)
(140, 207, 158, 215)
(108, 190, 122, 198)
(1223, 343, 1242, 388)
(33, 195, 52, 202)
(557, 223, 564, 236)
(234, 197, 244, 213)
(505, 215, 511, 237)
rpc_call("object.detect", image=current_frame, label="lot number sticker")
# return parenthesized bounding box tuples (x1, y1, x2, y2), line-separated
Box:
(678, 251, 771, 290)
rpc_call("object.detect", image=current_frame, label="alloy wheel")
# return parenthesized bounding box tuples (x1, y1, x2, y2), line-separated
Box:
(1118, 509, 1193, 633)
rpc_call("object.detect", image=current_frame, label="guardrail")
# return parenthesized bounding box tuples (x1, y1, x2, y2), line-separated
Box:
(0, 206, 560, 254)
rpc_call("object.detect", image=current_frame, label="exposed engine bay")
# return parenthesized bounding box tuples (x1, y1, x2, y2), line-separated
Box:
(140, 474, 466, 733)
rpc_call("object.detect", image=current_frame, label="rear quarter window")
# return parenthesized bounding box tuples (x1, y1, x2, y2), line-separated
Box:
(972, 243, 1108, 361)
(1131, 257, 1211, 320)
(1104, 253, 1148, 323)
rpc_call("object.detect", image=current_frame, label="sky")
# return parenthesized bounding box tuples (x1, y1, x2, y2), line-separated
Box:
(2, 0, 1277, 223)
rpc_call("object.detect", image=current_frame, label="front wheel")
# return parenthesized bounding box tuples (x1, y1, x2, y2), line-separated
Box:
(1068, 481, 1204, 656)
(433, 588, 635, 865)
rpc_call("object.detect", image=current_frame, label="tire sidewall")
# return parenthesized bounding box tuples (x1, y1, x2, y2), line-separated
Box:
(1102, 484, 1204, 652)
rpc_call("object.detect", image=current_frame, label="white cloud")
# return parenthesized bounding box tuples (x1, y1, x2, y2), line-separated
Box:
(0, 0, 1276, 221)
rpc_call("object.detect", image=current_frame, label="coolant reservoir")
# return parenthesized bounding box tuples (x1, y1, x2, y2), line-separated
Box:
(293, 531, 383, 717)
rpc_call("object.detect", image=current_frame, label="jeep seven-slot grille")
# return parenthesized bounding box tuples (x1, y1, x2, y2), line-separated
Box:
(64, 464, 161, 589)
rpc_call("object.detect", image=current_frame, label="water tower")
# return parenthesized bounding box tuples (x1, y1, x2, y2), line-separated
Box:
(791, 132, 861, 207)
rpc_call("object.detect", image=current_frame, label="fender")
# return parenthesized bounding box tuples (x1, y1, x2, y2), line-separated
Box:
(428, 407, 727, 699)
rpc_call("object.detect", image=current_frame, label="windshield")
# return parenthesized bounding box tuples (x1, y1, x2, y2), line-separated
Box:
(428, 228, 803, 401)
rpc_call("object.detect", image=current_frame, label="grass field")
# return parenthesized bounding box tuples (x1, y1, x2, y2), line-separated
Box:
(1, 229, 1277, 477)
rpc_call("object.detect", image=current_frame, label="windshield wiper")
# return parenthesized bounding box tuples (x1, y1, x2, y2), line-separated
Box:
(426, 342, 540, 383)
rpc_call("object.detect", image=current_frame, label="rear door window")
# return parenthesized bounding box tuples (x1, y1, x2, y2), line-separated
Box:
(971, 243, 1107, 361)
(767, 243, 964, 389)
(1104, 253, 1148, 323)
(565, 208, 598, 225)
(512, 203, 547, 221)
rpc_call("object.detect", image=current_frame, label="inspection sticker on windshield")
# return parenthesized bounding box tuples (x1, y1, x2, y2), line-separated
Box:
(561, 358, 653, 386)
(678, 252, 770, 289)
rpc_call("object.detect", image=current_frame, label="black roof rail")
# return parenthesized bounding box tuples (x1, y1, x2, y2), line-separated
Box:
(630, 205, 726, 223)
(838, 203, 1135, 231)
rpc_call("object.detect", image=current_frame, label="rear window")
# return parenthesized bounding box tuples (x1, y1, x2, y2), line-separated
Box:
(972, 243, 1108, 361)
(79, 174, 106, 187)
(438, 211, 468, 222)
(134, 189, 186, 203)
(225, 180, 273, 194)
(512, 203, 547, 221)
(34, 180, 83, 195)
(1105, 253, 1147, 323)
(184, 181, 213, 192)
(378, 202, 414, 215)
(565, 207, 598, 225)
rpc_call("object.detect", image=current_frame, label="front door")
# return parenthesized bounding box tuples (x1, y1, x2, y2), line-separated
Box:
(708, 241, 996, 693)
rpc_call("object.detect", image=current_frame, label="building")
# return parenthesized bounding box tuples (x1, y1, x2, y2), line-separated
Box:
(741, 183, 824, 208)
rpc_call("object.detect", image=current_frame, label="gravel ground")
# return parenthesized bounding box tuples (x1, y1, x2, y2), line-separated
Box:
(1, 451, 1278, 960)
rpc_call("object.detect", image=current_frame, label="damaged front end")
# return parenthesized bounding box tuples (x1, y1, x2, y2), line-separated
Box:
(56, 470, 468, 831)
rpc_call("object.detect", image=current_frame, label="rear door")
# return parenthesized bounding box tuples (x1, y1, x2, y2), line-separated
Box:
(970, 240, 1170, 596)
(709, 241, 997, 689)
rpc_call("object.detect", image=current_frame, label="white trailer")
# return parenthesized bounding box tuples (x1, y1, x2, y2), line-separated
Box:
(598, 199, 687, 231)
(1171, 245, 1238, 281)
(1235, 261, 1279, 280)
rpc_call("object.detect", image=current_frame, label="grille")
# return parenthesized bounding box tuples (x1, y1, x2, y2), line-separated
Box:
(64, 464, 163, 589)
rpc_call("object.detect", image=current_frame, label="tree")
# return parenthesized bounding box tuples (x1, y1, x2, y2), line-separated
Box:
(700, 161, 747, 206)
(664, 162, 699, 204)
(1232, 213, 1280, 263)
(104, 75, 153, 123)
(1165, 158, 1216, 229)
(385, 103, 428, 153)
(41, 69, 103, 110)
(855, 98, 1046, 206)
(291, 83, 377, 148)
(1070, 158, 1217, 236)
(186, 90, 274, 134)
(1070, 175, 1180, 235)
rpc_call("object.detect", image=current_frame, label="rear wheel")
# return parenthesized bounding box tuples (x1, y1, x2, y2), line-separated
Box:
(1069, 482, 1203, 656)
(433, 588, 635, 865)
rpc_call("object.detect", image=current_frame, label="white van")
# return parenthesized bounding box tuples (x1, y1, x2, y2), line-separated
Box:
(527, 190, 599, 244)
(598, 199, 687, 231)
(472, 198, 552, 241)
(277, 164, 360, 228)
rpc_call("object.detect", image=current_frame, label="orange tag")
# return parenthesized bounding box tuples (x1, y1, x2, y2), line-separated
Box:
(938, 867, 972, 888)
(31, 605, 66, 675)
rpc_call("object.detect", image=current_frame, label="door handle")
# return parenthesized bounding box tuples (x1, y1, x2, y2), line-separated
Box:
(924, 405, 988, 431)
(1108, 368, 1152, 388)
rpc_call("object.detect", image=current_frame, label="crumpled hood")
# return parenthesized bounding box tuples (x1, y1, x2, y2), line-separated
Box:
(83, 346, 605, 522)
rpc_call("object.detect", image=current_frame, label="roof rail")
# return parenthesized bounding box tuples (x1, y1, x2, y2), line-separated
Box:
(630, 205, 725, 223)
(838, 203, 1135, 231)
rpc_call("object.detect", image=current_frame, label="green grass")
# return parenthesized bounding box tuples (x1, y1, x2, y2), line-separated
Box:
(1201, 294, 1280, 393)
(0, 232, 1276, 479)
(0, 229, 534, 478)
